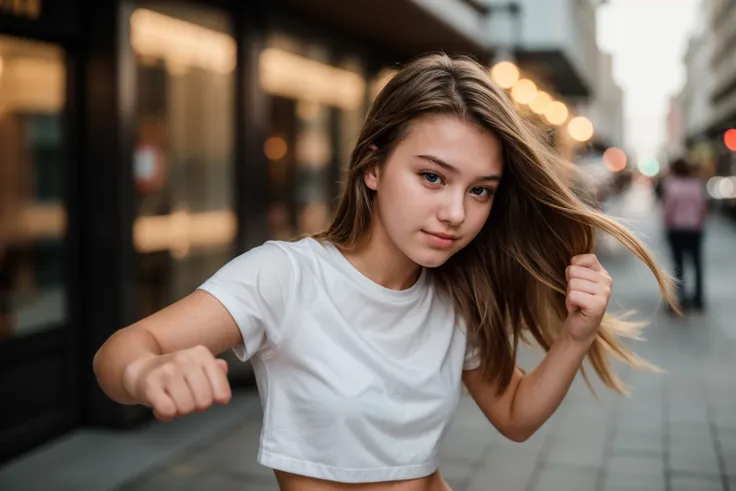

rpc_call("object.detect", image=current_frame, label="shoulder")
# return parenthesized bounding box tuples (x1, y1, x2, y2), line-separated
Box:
(232, 237, 316, 266)
(225, 236, 336, 281)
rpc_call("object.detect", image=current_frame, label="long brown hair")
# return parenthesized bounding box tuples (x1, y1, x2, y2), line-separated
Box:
(316, 53, 677, 395)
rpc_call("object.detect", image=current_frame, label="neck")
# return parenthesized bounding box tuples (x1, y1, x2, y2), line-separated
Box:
(339, 207, 421, 291)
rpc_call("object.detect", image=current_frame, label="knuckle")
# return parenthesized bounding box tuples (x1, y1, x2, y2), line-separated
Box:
(191, 345, 210, 357)
(158, 362, 177, 378)
(173, 351, 190, 364)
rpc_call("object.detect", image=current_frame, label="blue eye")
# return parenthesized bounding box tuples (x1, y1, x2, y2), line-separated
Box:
(420, 172, 442, 184)
(470, 186, 493, 197)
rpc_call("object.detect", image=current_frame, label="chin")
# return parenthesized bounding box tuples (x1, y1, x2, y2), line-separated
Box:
(408, 248, 455, 269)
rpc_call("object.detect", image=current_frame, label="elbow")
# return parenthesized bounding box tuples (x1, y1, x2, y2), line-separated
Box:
(91, 328, 127, 397)
(497, 421, 538, 443)
(92, 340, 111, 394)
(502, 428, 534, 443)
(92, 346, 104, 381)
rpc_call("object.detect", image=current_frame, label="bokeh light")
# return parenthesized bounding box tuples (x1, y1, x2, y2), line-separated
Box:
(707, 177, 720, 198)
(544, 101, 569, 126)
(567, 116, 594, 142)
(511, 78, 537, 104)
(725, 129, 736, 151)
(491, 61, 519, 89)
(708, 176, 736, 199)
(637, 157, 660, 177)
(264, 136, 288, 160)
(602, 147, 627, 172)
(529, 91, 552, 115)
(719, 177, 735, 198)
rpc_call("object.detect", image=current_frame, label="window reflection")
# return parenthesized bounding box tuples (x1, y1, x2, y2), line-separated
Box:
(261, 35, 367, 238)
(130, 4, 236, 317)
(0, 36, 66, 340)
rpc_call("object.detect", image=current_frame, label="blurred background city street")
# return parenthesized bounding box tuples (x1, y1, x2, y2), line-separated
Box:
(1, 0, 736, 489)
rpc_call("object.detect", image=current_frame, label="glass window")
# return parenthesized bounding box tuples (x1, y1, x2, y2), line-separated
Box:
(129, 4, 236, 317)
(260, 34, 367, 238)
(0, 36, 67, 341)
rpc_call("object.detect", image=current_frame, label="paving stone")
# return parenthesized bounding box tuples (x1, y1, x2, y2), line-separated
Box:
(612, 427, 664, 455)
(532, 465, 598, 491)
(466, 467, 530, 491)
(671, 473, 724, 491)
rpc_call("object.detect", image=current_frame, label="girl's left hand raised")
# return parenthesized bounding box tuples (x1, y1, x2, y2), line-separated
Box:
(563, 254, 613, 343)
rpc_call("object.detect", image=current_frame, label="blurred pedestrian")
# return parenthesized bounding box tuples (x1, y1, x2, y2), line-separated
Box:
(662, 157, 707, 311)
(92, 54, 678, 491)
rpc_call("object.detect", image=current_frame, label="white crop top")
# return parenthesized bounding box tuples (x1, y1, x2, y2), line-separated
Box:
(197, 237, 480, 483)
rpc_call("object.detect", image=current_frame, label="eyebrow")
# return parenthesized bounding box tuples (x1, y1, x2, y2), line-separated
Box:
(416, 154, 502, 182)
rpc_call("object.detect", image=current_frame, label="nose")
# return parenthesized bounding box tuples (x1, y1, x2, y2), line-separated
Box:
(437, 189, 466, 226)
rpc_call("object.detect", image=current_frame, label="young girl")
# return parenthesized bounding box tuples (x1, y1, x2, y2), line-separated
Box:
(94, 54, 676, 491)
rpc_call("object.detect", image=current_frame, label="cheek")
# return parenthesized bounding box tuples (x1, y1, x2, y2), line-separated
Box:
(462, 202, 492, 238)
(380, 174, 429, 222)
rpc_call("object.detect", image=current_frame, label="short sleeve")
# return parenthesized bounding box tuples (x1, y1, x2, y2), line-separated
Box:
(197, 241, 296, 362)
(463, 339, 481, 371)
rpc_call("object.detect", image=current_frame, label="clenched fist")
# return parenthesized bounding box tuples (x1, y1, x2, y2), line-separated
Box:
(563, 253, 613, 343)
(122, 345, 232, 421)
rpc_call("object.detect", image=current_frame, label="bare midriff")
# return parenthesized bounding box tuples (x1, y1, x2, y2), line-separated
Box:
(274, 470, 452, 491)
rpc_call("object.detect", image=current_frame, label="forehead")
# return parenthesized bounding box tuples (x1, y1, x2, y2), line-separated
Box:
(397, 114, 504, 176)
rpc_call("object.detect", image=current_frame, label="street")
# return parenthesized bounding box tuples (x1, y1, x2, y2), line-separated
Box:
(1, 182, 734, 491)
(120, 182, 736, 491)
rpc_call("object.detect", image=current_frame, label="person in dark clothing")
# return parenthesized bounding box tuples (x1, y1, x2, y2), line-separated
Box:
(661, 158, 707, 311)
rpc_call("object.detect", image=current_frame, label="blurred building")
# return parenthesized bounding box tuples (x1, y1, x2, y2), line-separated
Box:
(706, 0, 736, 145)
(678, 0, 736, 208)
(579, 49, 624, 152)
(485, 0, 598, 99)
(484, 0, 625, 199)
(680, 12, 714, 148)
(665, 93, 686, 161)
(0, 0, 494, 464)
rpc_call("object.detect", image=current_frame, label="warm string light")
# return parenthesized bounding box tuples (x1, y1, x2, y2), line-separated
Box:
(490, 61, 597, 142)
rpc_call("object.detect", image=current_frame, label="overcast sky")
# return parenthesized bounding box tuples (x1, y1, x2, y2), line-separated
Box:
(597, 0, 700, 161)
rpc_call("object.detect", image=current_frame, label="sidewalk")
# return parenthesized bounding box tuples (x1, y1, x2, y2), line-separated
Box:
(2, 183, 735, 491)
(118, 183, 736, 491)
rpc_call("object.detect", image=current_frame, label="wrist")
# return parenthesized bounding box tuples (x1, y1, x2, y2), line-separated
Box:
(122, 353, 160, 403)
(559, 322, 597, 350)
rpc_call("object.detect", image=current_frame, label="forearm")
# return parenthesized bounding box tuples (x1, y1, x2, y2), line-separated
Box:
(508, 326, 594, 438)
(93, 326, 163, 405)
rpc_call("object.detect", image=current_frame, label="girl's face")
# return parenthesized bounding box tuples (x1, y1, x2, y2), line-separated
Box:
(365, 114, 504, 268)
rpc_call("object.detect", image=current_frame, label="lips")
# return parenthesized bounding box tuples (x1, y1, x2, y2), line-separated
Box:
(422, 230, 460, 248)
(424, 231, 459, 241)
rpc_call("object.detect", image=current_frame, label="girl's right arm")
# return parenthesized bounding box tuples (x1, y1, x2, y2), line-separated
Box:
(94, 242, 295, 422)
(93, 290, 244, 421)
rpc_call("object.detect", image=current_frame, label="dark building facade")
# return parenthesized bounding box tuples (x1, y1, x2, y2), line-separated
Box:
(0, 0, 489, 464)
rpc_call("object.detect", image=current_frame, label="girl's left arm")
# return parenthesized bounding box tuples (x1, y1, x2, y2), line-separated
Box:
(462, 254, 612, 442)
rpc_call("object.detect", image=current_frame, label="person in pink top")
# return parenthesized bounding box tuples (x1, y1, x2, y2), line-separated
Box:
(662, 158, 708, 311)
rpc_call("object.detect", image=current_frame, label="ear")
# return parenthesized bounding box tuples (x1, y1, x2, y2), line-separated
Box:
(363, 163, 380, 191)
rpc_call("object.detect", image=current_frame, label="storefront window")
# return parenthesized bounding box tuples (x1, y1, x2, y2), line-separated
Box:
(129, 4, 236, 317)
(260, 34, 367, 238)
(0, 36, 67, 341)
